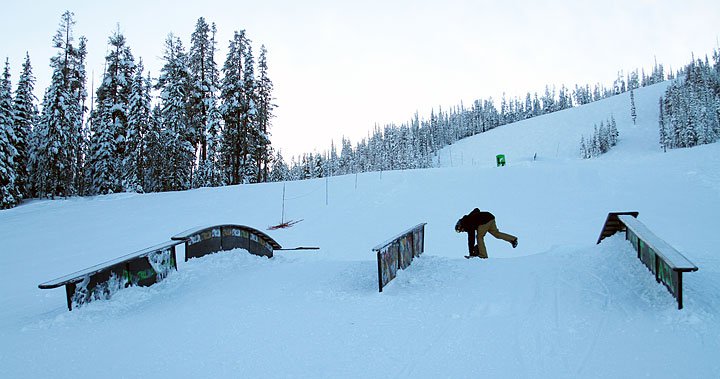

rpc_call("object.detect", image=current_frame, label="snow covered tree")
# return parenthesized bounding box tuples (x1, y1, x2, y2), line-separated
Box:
(580, 116, 619, 159)
(627, 70, 640, 90)
(85, 108, 116, 194)
(220, 30, 257, 185)
(32, 11, 87, 198)
(69, 36, 89, 195)
(630, 90, 637, 125)
(613, 70, 625, 95)
(574, 84, 592, 105)
(558, 85, 572, 110)
(541, 85, 556, 113)
(0, 59, 20, 208)
(608, 115, 619, 146)
(123, 61, 152, 192)
(327, 140, 339, 176)
(269, 150, 289, 182)
(254, 44, 274, 183)
(660, 52, 720, 149)
(156, 34, 195, 191)
(12, 53, 38, 199)
(143, 104, 165, 192)
(579, 136, 589, 159)
(338, 137, 355, 174)
(87, 26, 135, 194)
(658, 97, 669, 152)
(188, 17, 223, 188)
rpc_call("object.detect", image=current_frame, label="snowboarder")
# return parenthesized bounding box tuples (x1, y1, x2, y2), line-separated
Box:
(455, 208, 518, 258)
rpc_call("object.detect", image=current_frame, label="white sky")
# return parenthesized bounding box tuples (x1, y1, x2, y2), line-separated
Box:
(2, 0, 719, 157)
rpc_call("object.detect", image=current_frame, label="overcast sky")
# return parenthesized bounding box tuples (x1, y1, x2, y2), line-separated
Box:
(2, 0, 719, 157)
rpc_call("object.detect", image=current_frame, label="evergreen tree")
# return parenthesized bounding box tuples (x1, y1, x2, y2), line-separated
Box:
(630, 89, 637, 125)
(86, 105, 116, 194)
(157, 34, 195, 191)
(660, 52, 720, 149)
(220, 30, 257, 185)
(659, 96, 668, 152)
(532, 93, 542, 116)
(327, 140, 339, 176)
(580, 116, 619, 159)
(269, 150, 288, 182)
(628, 70, 640, 90)
(32, 11, 87, 198)
(541, 85, 555, 113)
(608, 115, 619, 146)
(579, 136, 589, 159)
(254, 45, 274, 183)
(70, 36, 89, 195)
(338, 137, 354, 174)
(12, 53, 38, 199)
(0, 59, 20, 208)
(558, 85, 571, 110)
(188, 17, 223, 187)
(87, 27, 135, 194)
(144, 104, 164, 192)
(123, 61, 152, 192)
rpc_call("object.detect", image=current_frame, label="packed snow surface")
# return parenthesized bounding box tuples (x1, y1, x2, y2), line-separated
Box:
(1, 82, 719, 378)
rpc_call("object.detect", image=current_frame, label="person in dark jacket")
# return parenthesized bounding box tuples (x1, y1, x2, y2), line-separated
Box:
(455, 208, 518, 258)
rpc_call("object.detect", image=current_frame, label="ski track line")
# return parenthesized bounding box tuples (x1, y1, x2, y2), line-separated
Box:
(575, 270, 611, 377)
(393, 286, 484, 379)
(393, 307, 461, 378)
(511, 273, 543, 378)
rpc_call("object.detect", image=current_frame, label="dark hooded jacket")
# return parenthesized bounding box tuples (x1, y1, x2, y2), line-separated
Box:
(456, 208, 495, 254)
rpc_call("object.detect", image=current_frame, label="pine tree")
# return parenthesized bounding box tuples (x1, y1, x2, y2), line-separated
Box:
(269, 150, 288, 182)
(86, 107, 116, 194)
(541, 85, 555, 113)
(220, 30, 256, 185)
(254, 44, 274, 183)
(240, 42, 259, 183)
(658, 96, 668, 152)
(123, 60, 151, 192)
(630, 90, 637, 125)
(338, 137, 354, 174)
(12, 53, 38, 199)
(558, 85, 571, 110)
(70, 36, 88, 195)
(608, 115, 619, 146)
(144, 104, 164, 192)
(327, 140, 339, 176)
(32, 11, 87, 198)
(87, 27, 135, 194)
(0, 58, 20, 208)
(157, 34, 195, 191)
(189, 18, 222, 188)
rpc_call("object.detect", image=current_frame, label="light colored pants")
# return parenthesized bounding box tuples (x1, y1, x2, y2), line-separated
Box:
(476, 220, 516, 258)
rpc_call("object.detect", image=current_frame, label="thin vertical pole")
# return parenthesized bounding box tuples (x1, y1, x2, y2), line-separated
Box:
(281, 183, 286, 224)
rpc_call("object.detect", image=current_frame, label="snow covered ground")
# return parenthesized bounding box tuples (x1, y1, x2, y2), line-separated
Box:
(1, 82, 719, 378)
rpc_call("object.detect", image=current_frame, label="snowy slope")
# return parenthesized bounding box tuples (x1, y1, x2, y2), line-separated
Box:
(436, 82, 669, 167)
(1, 82, 719, 378)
